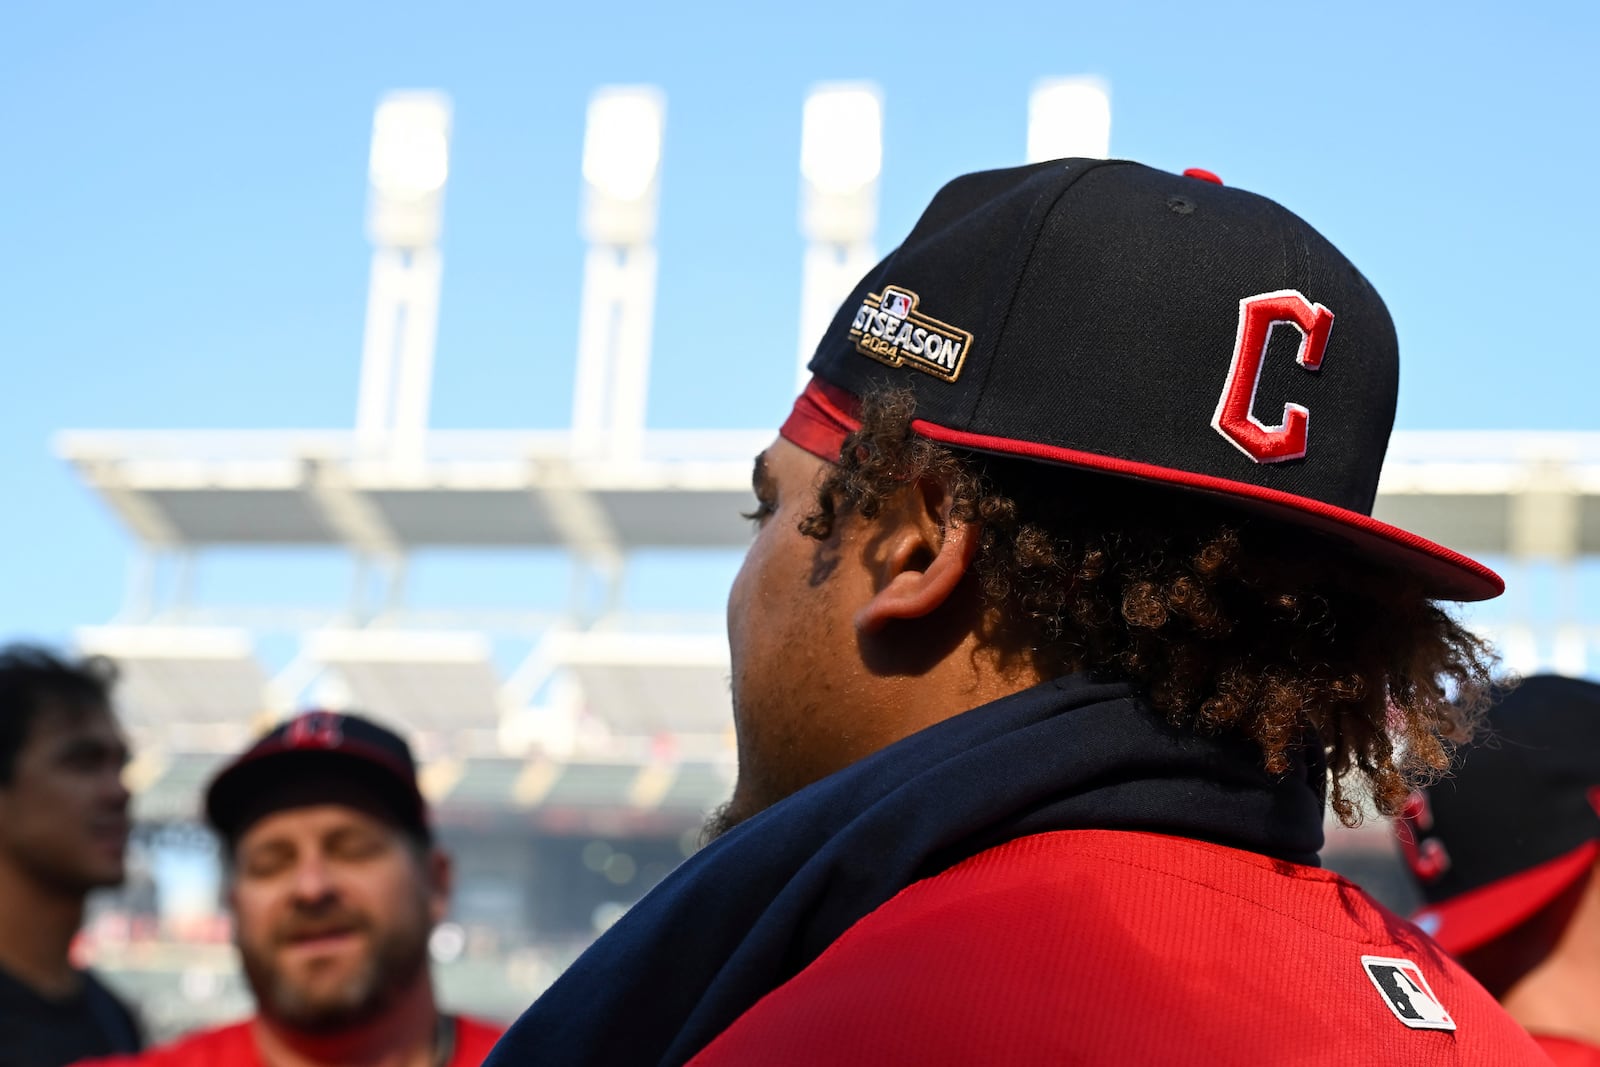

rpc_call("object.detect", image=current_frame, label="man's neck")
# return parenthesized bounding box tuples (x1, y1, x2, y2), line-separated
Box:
(252, 977, 445, 1067)
(0, 858, 86, 997)
(1499, 873, 1600, 1045)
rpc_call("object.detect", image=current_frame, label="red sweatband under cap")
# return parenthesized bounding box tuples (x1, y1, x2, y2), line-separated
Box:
(779, 378, 861, 464)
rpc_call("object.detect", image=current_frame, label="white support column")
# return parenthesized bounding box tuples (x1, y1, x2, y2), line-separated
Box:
(393, 247, 443, 462)
(797, 83, 881, 390)
(607, 245, 658, 461)
(574, 86, 665, 462)
(358, 91, 451, 461)
(120, 549, 159, 623)
(381, 556, 409, 617)
(572, 247, 621, 458)
(574, 245, 658, 460)
(172, 551, 198, 614)
(356, 249, 404, 454)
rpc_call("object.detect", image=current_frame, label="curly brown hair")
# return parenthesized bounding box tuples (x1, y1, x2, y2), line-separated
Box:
(798, 387, 1496, 826)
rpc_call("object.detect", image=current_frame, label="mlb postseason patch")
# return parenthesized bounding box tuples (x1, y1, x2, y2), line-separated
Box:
(848, 286, 974, 382)
(1360, 956, 1456, 1031)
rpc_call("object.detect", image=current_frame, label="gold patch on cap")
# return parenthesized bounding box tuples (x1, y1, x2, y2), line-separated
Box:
(848, 287, 974, 382)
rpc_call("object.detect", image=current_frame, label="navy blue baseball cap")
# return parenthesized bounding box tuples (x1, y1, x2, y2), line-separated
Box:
(1400, 675, 1600, 954)
(780, 158, 1501, 602)
(205, 710, 430, 844)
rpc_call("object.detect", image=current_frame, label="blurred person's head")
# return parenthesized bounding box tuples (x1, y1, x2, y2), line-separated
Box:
(205, 711, 449, 1035)
(0, 644, 130, 894)
(1398, 675, 1600, 1002)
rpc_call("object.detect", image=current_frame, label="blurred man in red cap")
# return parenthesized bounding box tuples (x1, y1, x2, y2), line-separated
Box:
(1398, 674, 1600, 1064)
(83, 710, 501, 1067)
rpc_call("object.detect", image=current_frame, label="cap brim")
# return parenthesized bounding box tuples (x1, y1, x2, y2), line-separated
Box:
(1409, 840, 1599, 955)
(781, 378, 1502, 603)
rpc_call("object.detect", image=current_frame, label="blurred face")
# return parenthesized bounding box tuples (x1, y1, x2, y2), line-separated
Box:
(229, 804, 446, 1034)
(0, 701, 130, 893)
(718, 438, 886, 836)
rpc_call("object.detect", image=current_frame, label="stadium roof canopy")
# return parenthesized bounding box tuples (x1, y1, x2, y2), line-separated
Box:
(540, 631, 732, 737)
(58, 428, 1600, 561)
(56, 429, 770, 554)
(125, 751, 733, 830)
(1376, 432, 1600, 558)
(305, 628, 504, 737)
(78, 625, 268, 744)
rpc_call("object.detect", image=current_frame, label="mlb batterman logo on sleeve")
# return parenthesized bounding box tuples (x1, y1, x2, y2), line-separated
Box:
(1361, 956, 1458, 1031)
(782, 158, 1502, 603)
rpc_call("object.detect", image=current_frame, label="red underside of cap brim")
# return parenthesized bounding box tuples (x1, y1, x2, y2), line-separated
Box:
(1410, 840, 1600, 956)
(779, 378, 1503, 603)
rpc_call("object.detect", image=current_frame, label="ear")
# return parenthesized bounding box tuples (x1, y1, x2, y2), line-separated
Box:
(426, 847, 453, 925)
(854, 480, 980, 636)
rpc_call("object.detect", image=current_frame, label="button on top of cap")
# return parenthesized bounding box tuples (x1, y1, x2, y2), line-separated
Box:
(1183, 167, 1223, 185)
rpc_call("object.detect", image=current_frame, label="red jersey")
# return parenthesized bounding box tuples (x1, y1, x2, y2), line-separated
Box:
(688, 830, 1546, 1065)
(79, 1014, 502, 1067)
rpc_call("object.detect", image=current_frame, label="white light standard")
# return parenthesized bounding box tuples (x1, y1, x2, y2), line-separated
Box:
(357, 91, 452, 461)
(797, 83, 882, 390)
(1027, 77, 1112, 163)
(572, 86, 665, 460)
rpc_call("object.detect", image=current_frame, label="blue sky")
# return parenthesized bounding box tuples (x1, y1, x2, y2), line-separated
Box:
(2, 0, 1596, 647)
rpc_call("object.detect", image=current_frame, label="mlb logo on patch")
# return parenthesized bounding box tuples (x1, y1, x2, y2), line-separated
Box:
(882, 289, 913, 318)
(1360, 956, 1456, 1031)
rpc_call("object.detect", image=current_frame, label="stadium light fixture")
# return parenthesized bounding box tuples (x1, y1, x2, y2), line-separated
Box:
(1027, 77, 1111, 163)
(366, 92, 452, 247)
(582, 87, 665, 245)
(800, 82, 882, 244)
(801, 86, 883, 197)
(796, 82, 884, 388)
(371, 108, 449, 197)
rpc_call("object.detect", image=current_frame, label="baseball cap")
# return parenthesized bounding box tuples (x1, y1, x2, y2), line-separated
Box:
(204, 709, 430, 844)
(780, 158, 1501, 602)
(1399, 675, 1600, 955)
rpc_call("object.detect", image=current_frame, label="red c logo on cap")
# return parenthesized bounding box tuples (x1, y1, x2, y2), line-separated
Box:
(1211, 289, 1335, 463)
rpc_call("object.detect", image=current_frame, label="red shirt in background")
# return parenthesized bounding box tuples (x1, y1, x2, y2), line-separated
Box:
(78, 1014, 502, 1067)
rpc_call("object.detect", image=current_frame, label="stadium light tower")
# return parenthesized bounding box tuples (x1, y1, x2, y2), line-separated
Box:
(357, 91, 452, 461)
(573, 86, 665, 460)
(797, 83, 882, 389)
(1027, 77, 1111, 163)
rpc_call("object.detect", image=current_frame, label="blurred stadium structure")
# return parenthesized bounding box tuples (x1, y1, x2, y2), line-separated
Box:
(49, 79, 1600, 1035)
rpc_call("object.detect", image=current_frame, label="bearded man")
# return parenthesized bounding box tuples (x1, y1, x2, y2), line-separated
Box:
(84, 711, 501, 1067)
